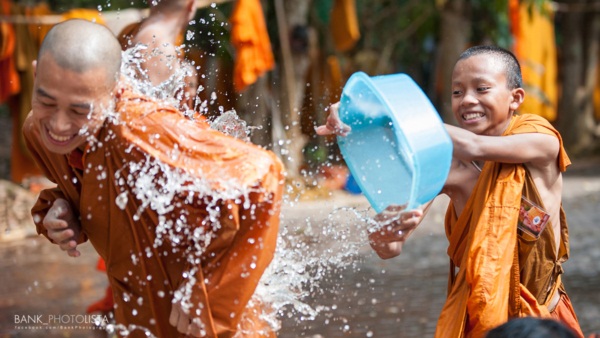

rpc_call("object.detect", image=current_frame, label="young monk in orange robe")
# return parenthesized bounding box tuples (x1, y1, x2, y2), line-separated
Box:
(23, 19, 282, 338)
(317, 46, 583, 337)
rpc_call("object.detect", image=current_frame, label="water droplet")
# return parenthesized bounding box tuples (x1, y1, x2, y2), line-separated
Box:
(116, 192, 128, 210)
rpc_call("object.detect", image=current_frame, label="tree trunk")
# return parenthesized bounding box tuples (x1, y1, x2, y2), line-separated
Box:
(432, 0, 470, 124)
(556, 0, 600, 155)
(273, 0, 311, 178)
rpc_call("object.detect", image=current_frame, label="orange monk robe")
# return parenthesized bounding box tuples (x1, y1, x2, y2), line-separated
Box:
(330, 0, 360, 52)
(509, 0, 558, 122)
(230, 0, 274, 93)
(61, 8, 104, 24)
(23, 87, 283, 338)
(436, 114, 582, 338)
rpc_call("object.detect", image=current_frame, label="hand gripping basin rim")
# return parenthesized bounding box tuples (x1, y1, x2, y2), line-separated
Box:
(336, 71, 452, 213)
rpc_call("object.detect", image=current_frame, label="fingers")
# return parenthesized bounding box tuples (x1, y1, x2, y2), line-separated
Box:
(315, 125, 334, 136)
(369, 239, 403, 259)
(188, 318, 203, 337)
(47, 227, 73, 242)
(315, 102, 351, 136)
(177, 309, 188, 335)
(169, 303, 180, 328)
(170, 303, 201, 336)
(374, 207, 422, 226)
(43, 199, 71, 232)
(66, 247, 81, 258)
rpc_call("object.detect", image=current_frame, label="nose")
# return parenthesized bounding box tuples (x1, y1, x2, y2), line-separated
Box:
(461, 90, 478, 106)
(49, 109, 73, 133)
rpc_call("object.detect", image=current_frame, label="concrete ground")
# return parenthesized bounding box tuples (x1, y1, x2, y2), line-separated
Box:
(0, 156, 599, 338)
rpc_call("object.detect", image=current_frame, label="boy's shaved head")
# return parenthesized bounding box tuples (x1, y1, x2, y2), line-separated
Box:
(457, 45, 523, 90)
(38, 19, 122, 88)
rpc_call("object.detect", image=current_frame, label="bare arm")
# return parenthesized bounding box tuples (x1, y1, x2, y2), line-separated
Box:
(445, 124, 559, 168)
(134, 30, 181, 86)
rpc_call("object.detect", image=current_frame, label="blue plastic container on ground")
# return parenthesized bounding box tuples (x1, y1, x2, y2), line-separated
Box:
(337, 72, 453, 213)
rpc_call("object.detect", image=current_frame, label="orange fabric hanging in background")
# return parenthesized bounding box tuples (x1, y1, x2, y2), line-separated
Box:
(8, 2, 53, 184)
(0, 0, 20, 103)
(330, 0, 360, 52)
(61, 8, 105, 25)
(595, 61, 600, 120)
(25, 3, 53, 46)
(230, 0, 274, 93)
(509, 0, 558, 122)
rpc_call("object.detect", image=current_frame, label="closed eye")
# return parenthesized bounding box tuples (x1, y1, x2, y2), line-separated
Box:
(71, 109, 90, 116)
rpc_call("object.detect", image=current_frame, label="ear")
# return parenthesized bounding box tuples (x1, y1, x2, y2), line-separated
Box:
(509, 87, 525, 112)
(32, 60, 37, 78)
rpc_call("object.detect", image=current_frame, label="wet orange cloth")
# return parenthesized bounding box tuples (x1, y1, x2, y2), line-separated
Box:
(330, 0, 360, 52)
(436, 114, 580, 338)
(23, 87, 283, 337)
(550, 290, 584, 337)
(230, 0, 274, 92)
(509, 0, 558, 122)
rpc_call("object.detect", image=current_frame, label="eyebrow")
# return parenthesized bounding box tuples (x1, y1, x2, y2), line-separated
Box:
(37, 87, 93, 111)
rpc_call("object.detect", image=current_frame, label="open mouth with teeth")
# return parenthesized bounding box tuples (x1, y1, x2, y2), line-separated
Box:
(462, 112, 485, 121)
(46, 127, 76, 144)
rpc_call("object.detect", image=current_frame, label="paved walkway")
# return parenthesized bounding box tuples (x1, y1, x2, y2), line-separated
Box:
(0, 158, 599, 337)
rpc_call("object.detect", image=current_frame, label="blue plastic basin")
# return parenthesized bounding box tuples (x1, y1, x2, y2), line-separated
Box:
(337, 72, 452, 213)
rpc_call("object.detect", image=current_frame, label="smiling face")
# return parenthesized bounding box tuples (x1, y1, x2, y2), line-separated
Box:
(451, 54, 524, 136)
(31, 53, 115, 155)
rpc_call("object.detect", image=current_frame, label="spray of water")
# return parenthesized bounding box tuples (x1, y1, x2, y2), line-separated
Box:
(63, 29, 391, 338)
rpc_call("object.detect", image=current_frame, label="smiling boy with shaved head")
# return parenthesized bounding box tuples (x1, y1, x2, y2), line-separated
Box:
(24, 19, 282, 338)
(317, 45, 584, 337)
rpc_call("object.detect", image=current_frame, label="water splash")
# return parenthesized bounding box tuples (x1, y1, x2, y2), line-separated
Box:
(120, 44, 191, 109)
(245, 206, 380, 333)
(73, 34, 390, 338)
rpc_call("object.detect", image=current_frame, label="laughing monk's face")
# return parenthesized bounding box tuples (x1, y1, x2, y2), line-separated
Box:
(29, 19, 122, 155)
(31, 53, 114, 155)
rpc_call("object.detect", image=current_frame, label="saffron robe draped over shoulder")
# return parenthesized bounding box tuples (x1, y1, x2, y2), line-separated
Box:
(435, 114, 580, 338)
(23, 88, 284, 338)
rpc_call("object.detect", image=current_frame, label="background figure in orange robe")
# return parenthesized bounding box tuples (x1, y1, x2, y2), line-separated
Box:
(24, 19, 282, 337)
(317, 46, 584, 337)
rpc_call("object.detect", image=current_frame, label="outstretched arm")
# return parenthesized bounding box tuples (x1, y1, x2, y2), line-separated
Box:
(445, 124, 559, 167)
